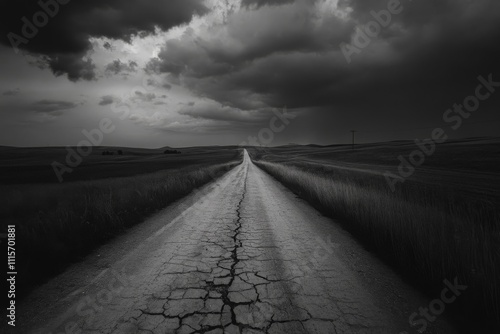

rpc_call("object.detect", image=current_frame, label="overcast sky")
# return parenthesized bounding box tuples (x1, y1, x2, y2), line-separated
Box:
(1, 0, 499, 147)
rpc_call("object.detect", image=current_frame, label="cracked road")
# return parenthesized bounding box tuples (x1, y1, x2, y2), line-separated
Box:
(18, 150, 456, 334)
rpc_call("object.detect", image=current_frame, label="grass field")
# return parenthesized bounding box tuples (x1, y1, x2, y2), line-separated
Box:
(1, 146, 242, 297)
(249, 137, 500, 329)
(0, 145, 241, 184)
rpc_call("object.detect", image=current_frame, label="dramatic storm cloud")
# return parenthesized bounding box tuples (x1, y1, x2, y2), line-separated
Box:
(0, 0, 207, 80)
(0, 0, 499, 147)
(150, 0, 500, 110)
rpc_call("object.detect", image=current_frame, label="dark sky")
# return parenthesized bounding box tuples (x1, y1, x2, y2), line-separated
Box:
(1, 0, 499, 147)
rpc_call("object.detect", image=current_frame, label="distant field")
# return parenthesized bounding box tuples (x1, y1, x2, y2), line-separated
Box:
(249, 137, 500, 329)
(251, 137, 500, 201)
(1, 146, 242, 298)
(0, 145, 241, 184)
(252, 137, 499, 170)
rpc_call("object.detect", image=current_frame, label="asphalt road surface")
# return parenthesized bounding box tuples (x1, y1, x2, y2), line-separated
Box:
(17, 150, 456, 334)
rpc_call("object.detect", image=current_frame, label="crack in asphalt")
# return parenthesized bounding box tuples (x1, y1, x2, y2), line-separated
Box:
(129, 164, 269, 334)
(116, 157, 346, 333)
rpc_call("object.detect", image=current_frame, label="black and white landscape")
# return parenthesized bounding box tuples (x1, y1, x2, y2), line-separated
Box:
(1, 1, 499, 333)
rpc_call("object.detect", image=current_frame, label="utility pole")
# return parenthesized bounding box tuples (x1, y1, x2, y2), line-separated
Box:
(350, 130, 357, 150)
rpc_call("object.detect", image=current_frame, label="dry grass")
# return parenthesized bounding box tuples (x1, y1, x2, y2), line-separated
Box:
(253, 159, 500, 327)
(2, 160, 241, 296)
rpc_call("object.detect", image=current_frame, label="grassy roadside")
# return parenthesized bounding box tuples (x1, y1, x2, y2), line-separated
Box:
(2, 158, 241, 298)
(252, 158, 500, 329)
